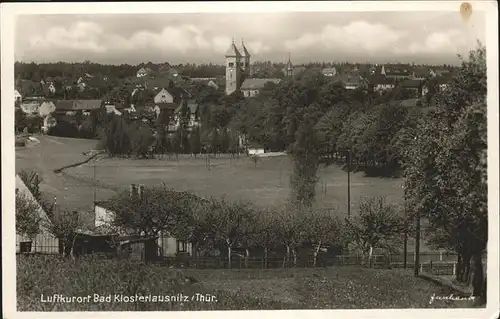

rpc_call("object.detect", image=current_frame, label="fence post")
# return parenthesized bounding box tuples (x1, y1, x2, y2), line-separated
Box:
(430, 260, 433, 274)
(439, 251, 443, 261)
(420, 263, 423, 273)
(453, 262, 456, 276)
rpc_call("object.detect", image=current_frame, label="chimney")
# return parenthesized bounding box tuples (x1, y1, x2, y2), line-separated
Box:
(130, 184, 138, 198)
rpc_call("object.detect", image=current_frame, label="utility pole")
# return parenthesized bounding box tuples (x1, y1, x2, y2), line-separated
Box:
(93, 163, 96, 203)
(347, 149, 351, 219)
(414, 207, 421, 276)
(402, 184, 408, 270)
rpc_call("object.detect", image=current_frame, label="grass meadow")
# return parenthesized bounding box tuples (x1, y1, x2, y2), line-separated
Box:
(17, 255, 471, 310)
(15, 136, 439, 252)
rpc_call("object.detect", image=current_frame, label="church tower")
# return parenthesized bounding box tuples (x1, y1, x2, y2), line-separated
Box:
(240, 40, 251, 77)
(225, 39, 242, 95)
(285, 53, 294, 77)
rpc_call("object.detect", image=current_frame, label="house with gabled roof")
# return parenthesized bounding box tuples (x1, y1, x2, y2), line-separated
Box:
(240, 78, 281, 98)
(15, 174, 60, 254)
(15, 89, 22, 102)
(55, 100, 103, 116)
(368, 75, 396, 92)
(137, 67, 152, 78)
(322, 67, 337, 77)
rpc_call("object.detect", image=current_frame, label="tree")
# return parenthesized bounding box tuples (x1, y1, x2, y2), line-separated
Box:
(198, 197, 256, 268)
(15, 191, 42, 242)
(273, 205, 308, 267)
(345, 196, 403, 267)
(104, 185, 200, 240)
(403, 43, 487, 302)
(18, 170, 43, 202)
(188, 126, 202, 157)
(130, 124, 155, 158)
(252, 208, 280, 268)
(304, 208, 343, 267)
(15, 108, 27, 133)
(45, 210, 85, 258)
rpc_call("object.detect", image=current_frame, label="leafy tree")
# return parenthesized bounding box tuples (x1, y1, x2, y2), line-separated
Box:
(130, 124, 155, 158)
(104, 185, 202, 241)
(273, 206, 308, 267)
(45, 210, 85, 258)
(345, 196, 403, 267)
(304, 208, 344, 267)
(188, 126, 202, 157)
(18, 170, 43, 202)
(198, 197, 256, 268)
(16, 191, 42, 241)
(404, 43, 487, 302)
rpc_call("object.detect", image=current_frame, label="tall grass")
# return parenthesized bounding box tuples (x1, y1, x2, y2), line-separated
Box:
(16, 255, 296, 311)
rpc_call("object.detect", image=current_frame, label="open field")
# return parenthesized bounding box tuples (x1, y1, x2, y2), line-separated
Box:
(17, 255, 474, 310)
(66, 152, 405, 213)
(15, 136, 441, 252)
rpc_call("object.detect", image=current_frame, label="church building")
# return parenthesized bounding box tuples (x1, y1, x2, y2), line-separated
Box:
(225, 39, 281, 97)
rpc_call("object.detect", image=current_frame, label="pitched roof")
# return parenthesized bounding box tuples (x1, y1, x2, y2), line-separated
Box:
(225, 42, 242, 57)
(240, 41, 251, 57)
(331, 74, 362, 85)
(241, 78, 281, 90)
(399, 79, 423, 88)
(368, 75, 395, 85)
(400, 98, 421, 108)
(15, 174, 54, 230)
(322, 67, 337, 75)
(55, 100, 103, 111)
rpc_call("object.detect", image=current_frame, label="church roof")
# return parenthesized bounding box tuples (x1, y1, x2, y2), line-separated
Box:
(225, 42, 242, 57)
(240, 41, 251, 57)
(286, 53, 293, 70)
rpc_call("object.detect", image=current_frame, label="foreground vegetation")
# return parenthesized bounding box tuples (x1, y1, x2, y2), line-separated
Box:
(17, 255, 472, 311)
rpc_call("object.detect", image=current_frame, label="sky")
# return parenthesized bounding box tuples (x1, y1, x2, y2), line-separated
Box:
(15, 11, 485, 65)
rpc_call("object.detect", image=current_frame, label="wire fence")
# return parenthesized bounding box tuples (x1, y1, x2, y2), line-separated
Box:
(151, 252, 460, 275)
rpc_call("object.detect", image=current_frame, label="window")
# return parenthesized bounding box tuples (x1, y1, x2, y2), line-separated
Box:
(228, 62, 234, 67)
(177, 240, 187, 253)
(20, 241, 32, 253)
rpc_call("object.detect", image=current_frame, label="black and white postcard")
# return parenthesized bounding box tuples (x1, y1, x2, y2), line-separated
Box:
(1, 1, 498, 319)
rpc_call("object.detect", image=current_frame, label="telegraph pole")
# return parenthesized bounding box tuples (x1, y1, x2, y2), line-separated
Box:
(347, 149, 351, 219)
(402, 184, 408, 270)
(414, 206, 421, 276)
(93, 163, 96, 203)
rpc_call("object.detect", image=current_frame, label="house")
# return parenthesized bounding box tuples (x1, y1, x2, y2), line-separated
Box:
(154, 88, 174, 104)
(369, 75, 396, 92)
(240, 78, 281, 98)
(39, 101, 56, 118)
(430, 68, 451, 78)
(136, 67, 152, 78)
(15, 174, 60, 254)
(322, 67, 337, 77)
(104, 104, 123, 116)
(380, 65, 412, 79)
(14, 89, 22, 102)
(170, 100, 201, 131)
(399, 79, 424, 96)
(421, 75, 453, 96)
(93, 185, 193, 258)
(54, 100, 103, 116)
(330, 74, 365, 90)
(412, 67, 432, 80)
(20, 100, 42, 115)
